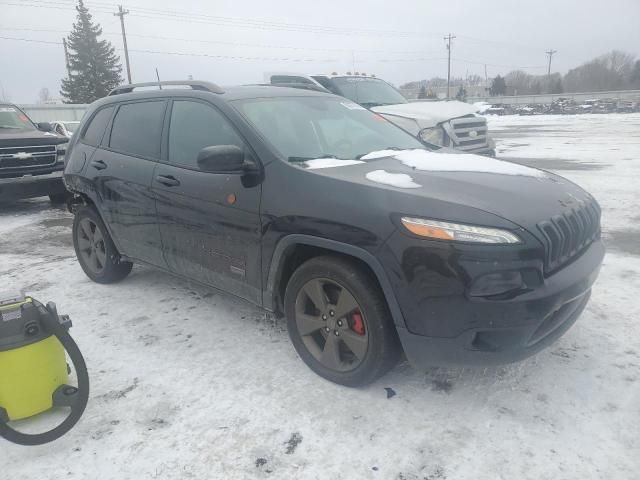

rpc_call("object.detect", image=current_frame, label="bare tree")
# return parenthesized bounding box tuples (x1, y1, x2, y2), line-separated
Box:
(565, 51, 636, 92)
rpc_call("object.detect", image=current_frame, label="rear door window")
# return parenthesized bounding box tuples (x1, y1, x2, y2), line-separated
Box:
(82, 106, 114, 146)
(109, 101, 165, 159)
(167, 100, 245, 169)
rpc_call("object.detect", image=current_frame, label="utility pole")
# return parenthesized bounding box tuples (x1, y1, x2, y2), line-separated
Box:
(484, 63, 489, 94)
(114, 5, 132, 83)
(546, 49, 557, 76)
(444, 33, 456, 99)
(62, 38, 71, 77)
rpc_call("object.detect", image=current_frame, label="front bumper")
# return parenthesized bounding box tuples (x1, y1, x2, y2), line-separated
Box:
(0, 170, 66, 202)
(383, 236, 604, 367)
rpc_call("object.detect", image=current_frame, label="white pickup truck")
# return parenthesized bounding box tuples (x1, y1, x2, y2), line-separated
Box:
(266, 73, 495, 157)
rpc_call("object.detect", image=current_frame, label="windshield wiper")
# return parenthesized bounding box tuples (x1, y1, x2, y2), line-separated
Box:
(288, 154, 338, 163)
(0, 125, 22, 129)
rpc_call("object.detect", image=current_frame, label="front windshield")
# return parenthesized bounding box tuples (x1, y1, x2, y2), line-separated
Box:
(0, 105, 36, 131)
(234, 96, 423, 161)
(331, 77, 408, 107)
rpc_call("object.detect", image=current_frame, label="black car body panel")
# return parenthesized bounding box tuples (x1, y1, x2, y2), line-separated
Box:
(64, 84, 604, 368)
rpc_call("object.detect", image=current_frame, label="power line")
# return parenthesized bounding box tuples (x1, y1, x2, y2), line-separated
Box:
(453, 57, 546, 70)
(0, 26, 446, 55)
(0, 35, 61, 45)
(0, 1, 113, 14)
(2, 0, 441, 38)
(0, 35, 341, 62)
(113, 5, 132, 82)
(443, 33, 456, 99)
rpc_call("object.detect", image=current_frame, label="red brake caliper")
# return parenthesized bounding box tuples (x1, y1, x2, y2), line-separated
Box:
(350, 311, 365, 336)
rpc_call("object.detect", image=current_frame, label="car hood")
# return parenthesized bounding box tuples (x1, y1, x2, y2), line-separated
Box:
(302, 149, 595, 232)
(371, 101, 479, 128)
(0, 129, 67, 147)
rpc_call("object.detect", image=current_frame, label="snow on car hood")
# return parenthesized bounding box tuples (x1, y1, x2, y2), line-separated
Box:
(365, 169, 421, 189)
(304, 158, 364, 169)
(300, 149, 592, 230)
(300, 149, 545, 178)
(371, 100, 480, 128)
(361, 149, 546, 178)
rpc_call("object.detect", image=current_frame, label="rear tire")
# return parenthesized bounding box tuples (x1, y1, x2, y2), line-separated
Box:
(284, 255, 400, 387)
(72, 206, 132, 283)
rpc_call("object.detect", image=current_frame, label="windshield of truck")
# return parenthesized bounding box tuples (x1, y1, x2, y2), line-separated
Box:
(330, 77, 408, 107)
(63, 121, 80, 133)
(0, 105, 37, 131)
(235, 96, 423, 162)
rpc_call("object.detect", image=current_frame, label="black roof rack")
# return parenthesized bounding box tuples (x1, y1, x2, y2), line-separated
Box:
(108, 80, 224, 96)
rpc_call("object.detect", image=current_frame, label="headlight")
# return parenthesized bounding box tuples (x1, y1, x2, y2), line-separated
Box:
(419, 127, 445, 146)
(400, 217, 521, 244)
(56, 143, 67, 162)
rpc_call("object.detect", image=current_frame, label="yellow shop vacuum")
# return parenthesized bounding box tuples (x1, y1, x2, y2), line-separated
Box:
(0, 292, 89, 445)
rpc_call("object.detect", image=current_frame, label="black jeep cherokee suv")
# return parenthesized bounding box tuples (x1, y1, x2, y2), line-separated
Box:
(63, 81, 604, 386)
(0, 103, 69, 203)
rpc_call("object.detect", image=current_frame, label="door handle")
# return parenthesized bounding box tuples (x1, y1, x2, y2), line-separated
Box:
(90, 159, 107, 170)
(155, 174, 181, 187)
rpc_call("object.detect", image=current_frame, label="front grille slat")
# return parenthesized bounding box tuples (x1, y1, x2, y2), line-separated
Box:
(447, 116, 489, 150)
(0, 145, 57, 170)
(537, 200, 601, 274)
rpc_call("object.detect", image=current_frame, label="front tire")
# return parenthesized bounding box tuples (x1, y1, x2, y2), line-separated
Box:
(284, 256, 400, 386)
(72, 206, 132, 283)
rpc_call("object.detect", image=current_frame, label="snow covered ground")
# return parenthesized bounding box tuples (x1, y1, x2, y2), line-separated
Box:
(3, 113, 640, 479)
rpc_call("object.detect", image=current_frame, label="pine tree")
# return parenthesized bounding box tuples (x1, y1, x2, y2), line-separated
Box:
(551, 78, 563, 94)
(490, 75, 507, 96)
(61, 0, 122, 103)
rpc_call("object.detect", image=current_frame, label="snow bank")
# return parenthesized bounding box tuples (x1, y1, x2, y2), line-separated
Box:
(365, 169, 421, 189)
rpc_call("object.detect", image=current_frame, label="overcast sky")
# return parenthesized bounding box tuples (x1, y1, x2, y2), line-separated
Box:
(1, 0, 639, 103)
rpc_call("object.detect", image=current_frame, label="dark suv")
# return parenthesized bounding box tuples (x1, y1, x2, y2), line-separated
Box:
(63, 81, 604, 386)
(0, 103, 69, 203)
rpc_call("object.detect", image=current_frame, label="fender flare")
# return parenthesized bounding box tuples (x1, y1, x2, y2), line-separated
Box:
(264, 234, 406, 328)
(70, 192, 125, 256)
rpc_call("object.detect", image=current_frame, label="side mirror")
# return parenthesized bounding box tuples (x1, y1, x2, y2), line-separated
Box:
(197, 145, 247, 173)
(37, 122, 53, 132)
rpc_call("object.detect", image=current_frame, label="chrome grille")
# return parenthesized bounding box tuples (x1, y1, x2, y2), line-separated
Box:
(446, 115, 489, 152)
(537, 200, 601, 274)
(0, 145, 57, 170)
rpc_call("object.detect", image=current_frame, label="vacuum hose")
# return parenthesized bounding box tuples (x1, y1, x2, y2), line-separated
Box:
(0, 301, 89, 446)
